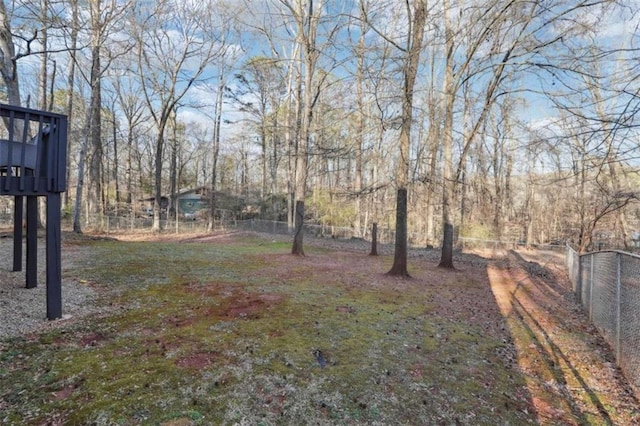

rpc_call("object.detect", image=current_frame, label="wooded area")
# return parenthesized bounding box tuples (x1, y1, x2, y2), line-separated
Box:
(1, 0, 639, 267)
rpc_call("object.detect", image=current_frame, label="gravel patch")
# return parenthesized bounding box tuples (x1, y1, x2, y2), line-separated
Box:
(0, 237, 98, 339)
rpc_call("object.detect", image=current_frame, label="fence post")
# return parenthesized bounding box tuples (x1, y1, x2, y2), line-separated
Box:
(616, 252, 621, 363)
(577, 252, 583, 304)
(576, 250, 582, 297)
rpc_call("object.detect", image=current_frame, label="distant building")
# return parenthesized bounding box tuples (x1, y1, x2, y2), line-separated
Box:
(176, 187, 209, 219)
(139, 187, 260, 220)
(138, 196, 169, 217)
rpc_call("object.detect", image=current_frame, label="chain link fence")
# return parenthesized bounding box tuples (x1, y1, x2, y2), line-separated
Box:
(62, 214, 216, 234)
(3, 214, 423, 247)
(237, 219, 429, 247)
(237, 219, 354, 240)
(566, 245, 640, 394)
(458, 237, 566, 251)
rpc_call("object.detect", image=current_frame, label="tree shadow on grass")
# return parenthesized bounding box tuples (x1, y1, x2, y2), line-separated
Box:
(487, 250, 639, 424)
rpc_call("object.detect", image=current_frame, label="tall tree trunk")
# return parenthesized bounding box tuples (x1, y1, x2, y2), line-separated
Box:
(86, 0, 104, 217)
(260, 123, 267, 200)
(424, 49, 440, 247)
(64, 0, 78, 209)
(438, 0, 455, 269)
(39, 0, 48, 110)
(72, 106, 92, 233)
(388, 0, 426, 276)
(208, 71, 224, 231)
(353, 7, 366, 238)
(48, 60, 56, 111)
(270, 116, 279, 215)
(88, 41, 102, 216)
(291, 69, 309, 256)
(73, 0, 105, 233)
(169, 110, 178, 220)
(152, 121, 167, 232)
(125, 127, 133, 204)
(291, 0, 320, 256)
(425, 121, 439, 247)
(284, 43, 300, 231)
(113, 110, 120, 206)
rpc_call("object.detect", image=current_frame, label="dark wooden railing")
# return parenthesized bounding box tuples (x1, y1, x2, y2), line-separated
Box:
(0, 104, 68, 320)
(0, 104, 67, 194)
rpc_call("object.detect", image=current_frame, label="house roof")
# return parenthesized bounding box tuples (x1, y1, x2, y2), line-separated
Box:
(175, 186, 208, 198)
(139, 187, 209, 203)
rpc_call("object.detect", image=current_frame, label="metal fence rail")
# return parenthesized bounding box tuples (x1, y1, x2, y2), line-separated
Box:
(67, 214, 216, 234)
(0, 214, 426, 247)
(566, 245, 640, 393)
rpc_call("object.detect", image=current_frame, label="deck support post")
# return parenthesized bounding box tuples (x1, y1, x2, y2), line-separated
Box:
(26, 195, 38, 289)
(46, 193, 62, 320)
(12, 196, 23, 271)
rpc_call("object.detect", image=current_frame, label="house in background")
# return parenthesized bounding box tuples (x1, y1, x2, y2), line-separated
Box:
(139, 186, 262, 221)
(176, 186, 209, 219)
(139, 188, 206, 219)
(174, 186, 264, 220)
(138, 195, 169, 218)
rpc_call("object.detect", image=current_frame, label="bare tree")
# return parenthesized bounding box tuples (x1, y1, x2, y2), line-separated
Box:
(433, 0, 614, 266)
(63, 0, 79, 209)
(229, 56, 286, 209)
(109, 68, 147, 206)
(72, 0, 132, 233)
(133, 0, 224, 231)
(352, 1, 369, 238)
(362, 0, 427, 275)
(282, 0, 321, 256)
(206, 50, 228, 232)
(273, 0, 344, 256)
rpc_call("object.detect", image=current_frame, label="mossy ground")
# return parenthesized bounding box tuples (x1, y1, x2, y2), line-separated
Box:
(0, 232, 638, 425)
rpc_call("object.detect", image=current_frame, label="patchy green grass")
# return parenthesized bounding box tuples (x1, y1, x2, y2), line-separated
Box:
(0, 234, 635, 425)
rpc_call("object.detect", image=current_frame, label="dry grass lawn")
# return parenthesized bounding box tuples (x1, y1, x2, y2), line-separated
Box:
(0, 230, 638, 424)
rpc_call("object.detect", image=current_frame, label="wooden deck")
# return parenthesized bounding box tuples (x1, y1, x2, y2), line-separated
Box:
(0, 104, 67, 320)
